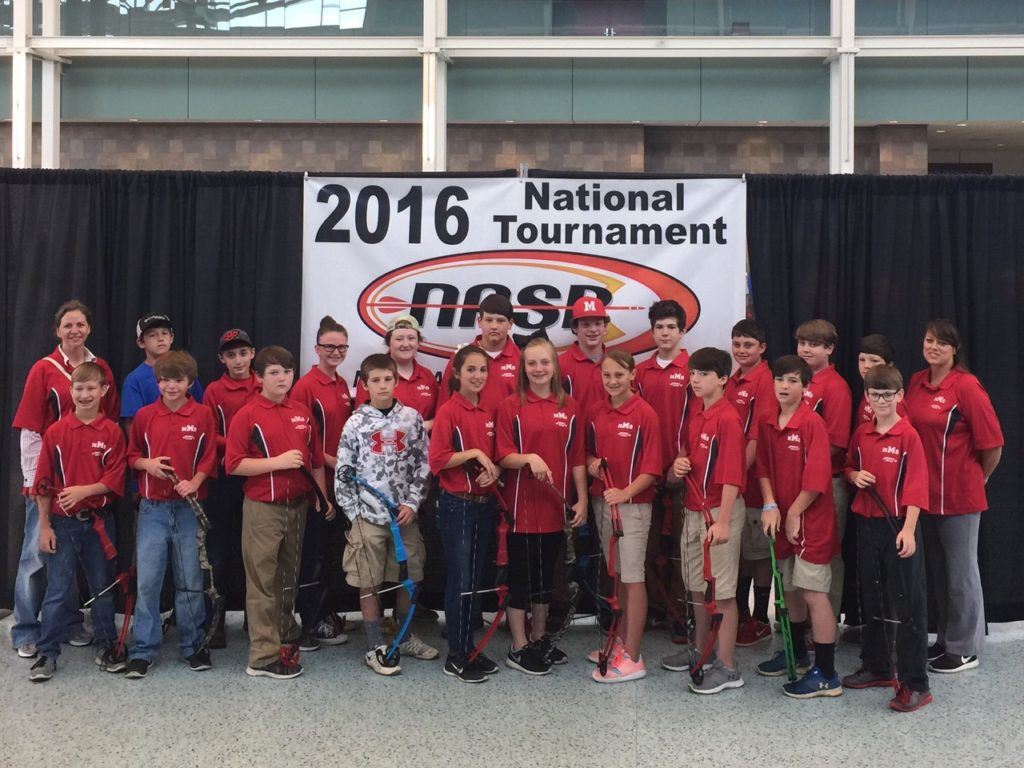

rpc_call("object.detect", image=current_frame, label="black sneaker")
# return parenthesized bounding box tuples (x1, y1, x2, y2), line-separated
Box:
(298, 633, 321, 653)
(928, 653, 979, 674)
(124, 658, 151, 679)
(505, 644, 551, 676)
(186, 648, 212, 672)
(246, 660, 303, 679)
(468, 653, 500, 675)
(538, 636, 568, 666)
(29, 656, 55, 682)
(97, 644, 128, 673)
(444, 655, 487, 684)
(927, 642, 946, 662)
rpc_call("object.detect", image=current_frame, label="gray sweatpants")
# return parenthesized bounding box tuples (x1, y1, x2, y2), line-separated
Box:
(921, 512, 986, 656)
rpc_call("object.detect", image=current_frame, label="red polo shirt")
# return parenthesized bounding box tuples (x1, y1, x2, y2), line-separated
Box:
(127, 398, 219, 501)
(635, 349, 695, 470)
(33, 413, 126, 514)
(292, 366, 354, 460)
(725, 360, 776, 507)
(754, 402, 837, 563)
(856, 393, 910, 426)
(438, 336, 521, 415)
(559, 343, 605, 425)
(802, 364, 852, 474)
(429, 392, 496, 496)
(355, 361, 438, 421)
(904, 369, 1003, 516)
(13, 347, 120, 434)
(585, 394, 662, 503)
(495, 391, 584, 534)
(682, 396, 746, 511)
(225, 394, 325, 504)
(203, 372, 260, 459)
(846, 418, 929, 519)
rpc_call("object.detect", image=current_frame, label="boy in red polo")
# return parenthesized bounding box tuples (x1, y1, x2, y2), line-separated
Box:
(856, 334, 909, 425)
(29, 362, 126, 682)
(670, 347, 745, 695)
(843, 365, 931, 712)
(725, 319, 777, 647)
(795, 319, 852, 619)
(226, 346, 331, 680)
(559, 296, 610, 421)
(202, 328, 259, 648)
(754, 355, 841, 698)
(126, 351, 219, 678)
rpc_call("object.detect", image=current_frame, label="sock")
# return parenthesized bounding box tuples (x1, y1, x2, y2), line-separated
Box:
(791, 621, 808, 659)
(815, 641, 836, 679)
(753, 586, 771, 624)
(365, 620, 382, 651)
(737, 572, 753, 620)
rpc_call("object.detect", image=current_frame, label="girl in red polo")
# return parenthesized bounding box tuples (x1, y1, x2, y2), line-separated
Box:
(290, 315, 354, 648)
(429, 345, 501, 683)
(904, 319, 1002, 674)
(496, 337, 587, 676)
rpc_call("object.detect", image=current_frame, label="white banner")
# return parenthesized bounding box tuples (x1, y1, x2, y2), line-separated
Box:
(302, 175, 747, 384)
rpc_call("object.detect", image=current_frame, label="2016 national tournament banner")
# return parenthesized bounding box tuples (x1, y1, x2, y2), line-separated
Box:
(302, 175, 747, 383)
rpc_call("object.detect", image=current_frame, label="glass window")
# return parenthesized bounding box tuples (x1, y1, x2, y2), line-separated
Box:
(858, 0, 1024, 35)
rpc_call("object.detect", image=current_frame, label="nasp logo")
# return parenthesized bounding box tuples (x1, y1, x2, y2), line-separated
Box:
(358, 250, 700, 359)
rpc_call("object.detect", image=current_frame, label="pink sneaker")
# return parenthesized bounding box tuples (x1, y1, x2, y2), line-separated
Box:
(592, 651, 647, 683)
(587, 638, 624, 664)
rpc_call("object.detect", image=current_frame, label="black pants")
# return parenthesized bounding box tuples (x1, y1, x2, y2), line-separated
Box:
(507, 531, 562, 610)
(856, 515, 930, 693)
(296, 485, 351, 628)
(206, 474, 246, 612)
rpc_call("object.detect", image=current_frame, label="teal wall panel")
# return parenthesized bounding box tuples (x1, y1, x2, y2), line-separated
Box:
(188, 59, 316, 120)
(967, 58, 1024, 121)
(449, 60, 573, 122)
(572, 60, 700, 122)
(856, 59, 968, 122)
(315, 59, 421, 121)
(62, 60, 188, 120)
(700, 60, 828, 121)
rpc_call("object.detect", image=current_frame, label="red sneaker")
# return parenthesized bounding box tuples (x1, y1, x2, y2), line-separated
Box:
(735, 618, 772, 647)
(889, 684, 934, 713)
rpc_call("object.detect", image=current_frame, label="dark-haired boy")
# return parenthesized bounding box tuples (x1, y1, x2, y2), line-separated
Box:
(337, 354, 434, 677)
(29, 362, 127, 682)
(795, 319, 852, 619)
(225, 346, 331, 680)
(755, 355, 841, 698)
(126, 351, 219, 678)
(437, 294, 521, 414)
(843, 365, 931, 712)
(671, 347, 746, 694)
(725, 320, 777, 647)
(856, 334, 910, 425)
(559, 296, 610, 421)
(121, 314, 204, 430)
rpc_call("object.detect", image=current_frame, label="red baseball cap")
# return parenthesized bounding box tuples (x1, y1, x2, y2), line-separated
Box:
(569, 297, 609, 324)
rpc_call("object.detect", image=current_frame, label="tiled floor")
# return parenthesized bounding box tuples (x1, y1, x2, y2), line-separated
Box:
(3, 612, 1023, 768)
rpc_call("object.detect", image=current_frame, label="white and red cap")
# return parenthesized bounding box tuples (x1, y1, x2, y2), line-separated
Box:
(569, 296, 609, 324)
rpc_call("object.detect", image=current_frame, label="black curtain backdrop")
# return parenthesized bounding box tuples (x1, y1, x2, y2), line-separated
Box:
(2, 169, 1022, 622)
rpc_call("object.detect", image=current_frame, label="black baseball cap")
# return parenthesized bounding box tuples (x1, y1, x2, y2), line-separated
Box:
(136, 313, 173, 339)
(218, 328, 254, 351)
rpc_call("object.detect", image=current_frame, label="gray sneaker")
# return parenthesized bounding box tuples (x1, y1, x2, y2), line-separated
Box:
(29, 656, 56, 682)
(67, 625, 93, 648)
(17, 642, 38, 659)
(399, 633, 439, 660)
(661, 650, 689, 672)
(688, 660, 745, 695)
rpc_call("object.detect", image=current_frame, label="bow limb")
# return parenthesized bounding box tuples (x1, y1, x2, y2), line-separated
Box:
(690, 505, 722, 686)
(467, 480, 512, 663)
(597, 461, 625, 676)
(769, 537, 798, 681)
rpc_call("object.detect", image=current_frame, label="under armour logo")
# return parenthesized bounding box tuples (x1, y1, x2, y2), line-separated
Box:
(370, 430, 407, 454)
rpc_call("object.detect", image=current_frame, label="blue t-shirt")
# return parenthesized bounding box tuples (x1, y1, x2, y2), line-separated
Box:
(121, 361, 204, 418)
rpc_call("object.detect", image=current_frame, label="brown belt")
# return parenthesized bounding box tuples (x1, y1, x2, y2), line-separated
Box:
(448, 491, 492, 504)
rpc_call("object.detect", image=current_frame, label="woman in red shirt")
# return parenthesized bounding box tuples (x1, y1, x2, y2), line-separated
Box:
(496, 337, 587, 676)
(904, 319, 1003, 674)
(356, 315, 438, 432)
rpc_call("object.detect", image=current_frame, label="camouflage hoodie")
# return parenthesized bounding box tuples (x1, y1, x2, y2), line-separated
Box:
(335, 400, 430, 525)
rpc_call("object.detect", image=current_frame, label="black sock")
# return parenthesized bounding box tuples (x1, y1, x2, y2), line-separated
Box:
(791, 621, 808, 659)
(753, 586, 771, 624)
(815, 642, 836, 679)
(737, 572, 753, 620)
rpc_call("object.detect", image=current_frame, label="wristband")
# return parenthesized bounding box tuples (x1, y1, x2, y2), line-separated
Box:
(762, 503, 778, 511)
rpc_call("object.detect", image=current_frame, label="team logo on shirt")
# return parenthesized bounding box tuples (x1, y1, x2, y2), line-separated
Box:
(931, 395, 947, 410)
(370, 429, 407, 454)
(786, 433, 801, 451)
(669, 373, 686, 387)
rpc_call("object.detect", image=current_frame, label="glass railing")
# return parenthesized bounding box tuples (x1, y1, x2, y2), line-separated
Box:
(858, 0, 1024, 35)
(448, 0, 830, 36)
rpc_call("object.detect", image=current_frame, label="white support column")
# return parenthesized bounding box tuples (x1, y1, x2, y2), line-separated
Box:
(829, 0, 856, 173)
(41, 0, 61, 168)
(421, 0, 447, 171)
(11, 0, 33, 168)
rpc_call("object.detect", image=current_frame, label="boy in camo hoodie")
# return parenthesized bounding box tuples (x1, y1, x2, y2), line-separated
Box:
(335, 354, 437, 676)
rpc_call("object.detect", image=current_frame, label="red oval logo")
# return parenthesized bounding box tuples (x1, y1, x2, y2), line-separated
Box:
(358, 250, 700, 359)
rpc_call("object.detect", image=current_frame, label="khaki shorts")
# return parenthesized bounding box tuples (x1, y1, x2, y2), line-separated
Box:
(741, 506, 772, 561)
(681, 498, 745, 600)
(343, 516, 426, 589)
(778, 554, 831, 594)
(592, 498, 652, 584)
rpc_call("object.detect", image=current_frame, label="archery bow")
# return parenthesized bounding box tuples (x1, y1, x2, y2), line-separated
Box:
(338, 466, 418, 663)
(683, 462, 724, 687)
(596, 459, 624, 676)
(768, 535, 798, 682)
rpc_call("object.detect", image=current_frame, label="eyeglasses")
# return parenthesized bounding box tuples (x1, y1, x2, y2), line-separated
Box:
(317, 343, 349, 354)
(866, 390, 898, 402)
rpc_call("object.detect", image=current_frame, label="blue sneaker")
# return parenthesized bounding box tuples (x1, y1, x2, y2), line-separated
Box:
(756, 650, 812, 677)
(782, 666, 843, 699)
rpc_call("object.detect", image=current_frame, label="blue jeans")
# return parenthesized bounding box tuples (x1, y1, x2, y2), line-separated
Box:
(437, 492, 494, 659)
(37, 514, 117, 659)
(12, 496, 83, 647)
(132, 499, 207, 660)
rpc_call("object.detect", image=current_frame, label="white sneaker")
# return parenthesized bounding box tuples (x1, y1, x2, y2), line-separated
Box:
(399, 633, 439, 660)
(17, 643, 38, 659)
(366, 645, 402, 676)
